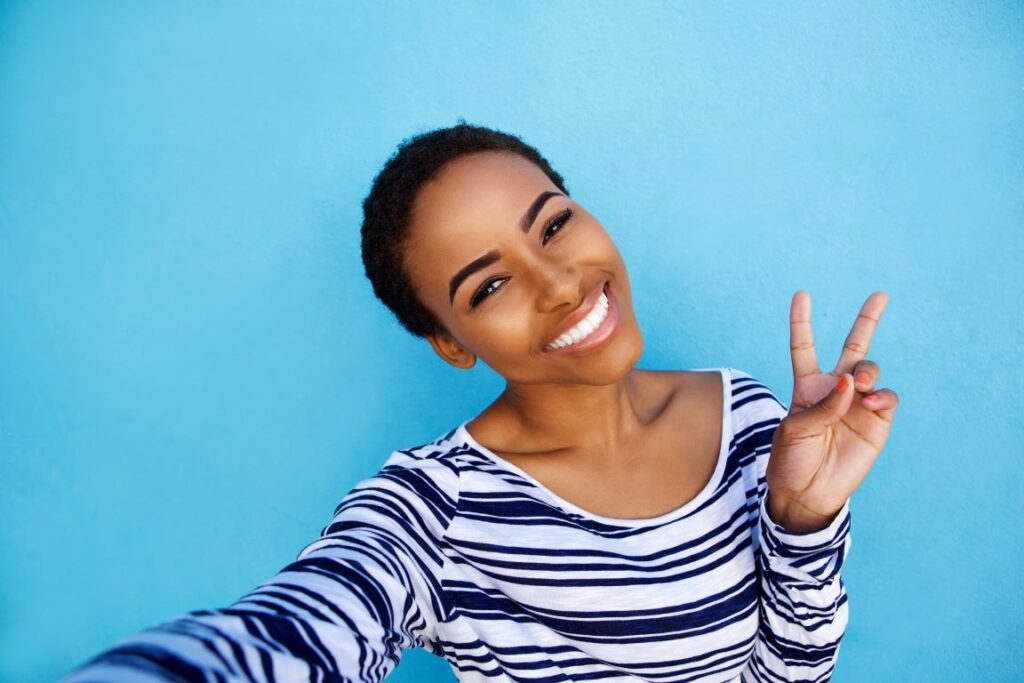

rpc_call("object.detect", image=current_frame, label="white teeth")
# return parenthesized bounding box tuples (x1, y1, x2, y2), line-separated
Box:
(546, 291, 610, 350)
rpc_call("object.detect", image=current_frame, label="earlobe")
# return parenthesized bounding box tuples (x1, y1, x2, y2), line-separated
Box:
(427, 331, 476, 370)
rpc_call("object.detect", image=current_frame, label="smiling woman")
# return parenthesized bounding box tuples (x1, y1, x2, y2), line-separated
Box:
(62, 121, 897, 682)
(399, 145, 645, 397)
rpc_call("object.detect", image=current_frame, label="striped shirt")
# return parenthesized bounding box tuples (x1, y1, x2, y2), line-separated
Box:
(63, 367, 852, 682)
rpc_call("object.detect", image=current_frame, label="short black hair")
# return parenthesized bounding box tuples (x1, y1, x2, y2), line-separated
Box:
(360, 120, 570, 339)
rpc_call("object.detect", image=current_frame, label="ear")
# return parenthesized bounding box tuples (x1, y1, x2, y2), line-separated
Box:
(426, 330, 477, 369)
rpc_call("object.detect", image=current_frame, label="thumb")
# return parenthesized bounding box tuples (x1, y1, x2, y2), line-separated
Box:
(788, 373, 856, 434)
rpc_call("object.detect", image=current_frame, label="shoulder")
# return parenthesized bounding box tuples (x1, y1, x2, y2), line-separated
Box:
(725, 368, 787, 409)
(315, 431, 470, 544)
(636, 367, 721, 390)
(370, 430, 472, 503)
(379, 432, 470, 483)
(616, 366, 787, 416)
(633, 368, 724, 416)
(644, 367, 788, 433)
(724, 367, 789, 443)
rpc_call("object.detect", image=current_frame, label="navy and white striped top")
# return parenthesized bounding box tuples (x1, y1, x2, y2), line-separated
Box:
(63, 368, 852, 682)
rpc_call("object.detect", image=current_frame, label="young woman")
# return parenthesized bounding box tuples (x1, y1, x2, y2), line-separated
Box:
(63, 123, 898, 682)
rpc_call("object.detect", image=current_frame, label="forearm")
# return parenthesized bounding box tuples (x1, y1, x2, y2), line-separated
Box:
(61, 532, 432, 682)
(741, 493, 852, 682)
(61, 606, 367, 683)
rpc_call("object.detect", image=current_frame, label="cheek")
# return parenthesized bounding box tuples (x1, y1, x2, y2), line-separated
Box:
(486, 302, 534, 349)
(463, 293, 539, 359)
(586, 231, 628, 275)
(578, 218, 622, 255)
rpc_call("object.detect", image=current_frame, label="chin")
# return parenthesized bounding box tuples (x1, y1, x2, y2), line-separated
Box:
(596, 327, 645, 382)
(562, 322, 644, 386)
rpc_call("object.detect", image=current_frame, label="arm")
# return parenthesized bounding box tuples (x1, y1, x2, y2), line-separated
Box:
(741, 488, 852, 681)
(61, 453, 458, 683)
(739, 290, 898, 681)
(732, 370, 852, 682)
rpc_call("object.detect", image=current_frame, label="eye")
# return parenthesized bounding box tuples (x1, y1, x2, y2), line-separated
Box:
(468, 208, 574, 309)
(470, 276, 508, 308)
(542, 208, 573, 245)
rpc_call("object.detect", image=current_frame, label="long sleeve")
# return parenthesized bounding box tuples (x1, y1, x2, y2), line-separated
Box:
(740, 491, 852, 682)
(60, 451, 460, 683)
(733, 370, 852, 682)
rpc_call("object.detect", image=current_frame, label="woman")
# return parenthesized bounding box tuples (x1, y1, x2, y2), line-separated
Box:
(63, 122, 898, 682)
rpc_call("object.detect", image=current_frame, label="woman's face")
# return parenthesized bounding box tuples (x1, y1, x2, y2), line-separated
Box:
(403, 151, 643, 386)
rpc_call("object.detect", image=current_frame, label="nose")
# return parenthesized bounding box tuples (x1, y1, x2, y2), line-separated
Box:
(534, 258, 584, 314)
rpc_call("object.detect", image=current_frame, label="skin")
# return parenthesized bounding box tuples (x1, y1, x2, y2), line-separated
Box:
(766, 291, 900, 532)
(402, 150, 899, 531)
(404, 151, 649, 454)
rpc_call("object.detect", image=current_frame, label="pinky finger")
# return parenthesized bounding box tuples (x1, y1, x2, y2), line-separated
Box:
(862, 388, 899, 421)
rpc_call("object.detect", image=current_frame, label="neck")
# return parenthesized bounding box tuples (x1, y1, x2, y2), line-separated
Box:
(486, 369, 647, 454)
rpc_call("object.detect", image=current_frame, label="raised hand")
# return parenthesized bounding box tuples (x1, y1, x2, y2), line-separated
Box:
(766, 291, 899, 533)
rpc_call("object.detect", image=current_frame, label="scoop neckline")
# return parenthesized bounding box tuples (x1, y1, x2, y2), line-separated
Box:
(455, 367, 733, 527)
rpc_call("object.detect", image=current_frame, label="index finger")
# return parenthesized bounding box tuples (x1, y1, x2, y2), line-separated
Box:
(834, 291, 888, 375)
(790, 290, 820, 381)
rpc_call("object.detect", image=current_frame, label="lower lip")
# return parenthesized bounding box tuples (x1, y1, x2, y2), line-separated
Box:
(544, 281, 620, 356)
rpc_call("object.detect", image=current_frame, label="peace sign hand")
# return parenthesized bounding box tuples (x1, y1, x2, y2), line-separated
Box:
(766, 291, 900, 533)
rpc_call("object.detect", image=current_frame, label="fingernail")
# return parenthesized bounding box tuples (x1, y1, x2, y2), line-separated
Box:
(855, 372, 870, 386)
(837, 375, 849, 392)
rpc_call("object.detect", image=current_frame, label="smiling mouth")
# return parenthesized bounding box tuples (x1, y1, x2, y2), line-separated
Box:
(543, 281, 616, 352)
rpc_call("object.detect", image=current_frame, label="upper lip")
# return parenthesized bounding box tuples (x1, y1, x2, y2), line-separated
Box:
(543, 280, 608, 348)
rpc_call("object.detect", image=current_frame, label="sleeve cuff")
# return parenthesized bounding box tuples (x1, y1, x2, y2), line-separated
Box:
(758, 492, 852, 584)
(761, 491, 851, 545)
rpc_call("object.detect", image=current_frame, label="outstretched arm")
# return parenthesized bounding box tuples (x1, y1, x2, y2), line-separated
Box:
(61, 454, 457, 682)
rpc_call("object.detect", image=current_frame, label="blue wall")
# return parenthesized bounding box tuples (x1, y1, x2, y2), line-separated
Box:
(1, 2, 1021, 681)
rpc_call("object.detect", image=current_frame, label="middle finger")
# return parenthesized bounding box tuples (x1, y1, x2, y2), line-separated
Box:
(835, 292, 888, 374)
(853, 359, 880, 392)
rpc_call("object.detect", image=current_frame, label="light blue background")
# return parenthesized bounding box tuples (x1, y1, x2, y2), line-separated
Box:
(2, 2, 1021, 681)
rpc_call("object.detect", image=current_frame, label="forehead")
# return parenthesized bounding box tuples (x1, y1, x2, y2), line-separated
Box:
(412, 151, 555, 230)
(405, 151, 561, 298)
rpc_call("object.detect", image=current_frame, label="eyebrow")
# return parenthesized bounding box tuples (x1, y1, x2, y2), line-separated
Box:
(448, 190, 564, 306)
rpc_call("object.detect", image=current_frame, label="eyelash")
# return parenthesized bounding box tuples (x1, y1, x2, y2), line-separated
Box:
(542, 208, 573, 245)
(469, 208, 574, 308)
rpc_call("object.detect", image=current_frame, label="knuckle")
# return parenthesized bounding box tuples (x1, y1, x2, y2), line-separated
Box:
(811, 397, 834, 416)
(856, 359, 880, 372)
(874, 388, 899, 410)
(843, 340, 867, 354)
